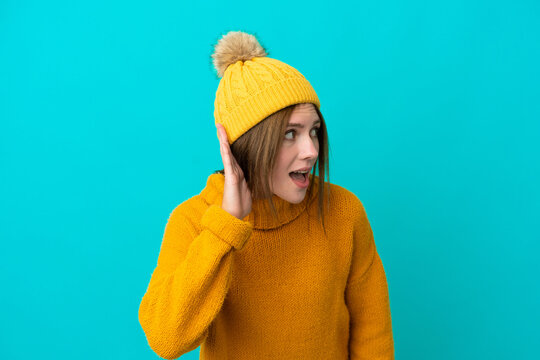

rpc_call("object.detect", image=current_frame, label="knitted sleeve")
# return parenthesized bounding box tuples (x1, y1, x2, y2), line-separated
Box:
(138, 204, 253, 360)
(345, 199, 395, 359)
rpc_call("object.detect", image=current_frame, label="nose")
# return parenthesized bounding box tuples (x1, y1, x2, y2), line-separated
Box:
(299, 135, 319, 160)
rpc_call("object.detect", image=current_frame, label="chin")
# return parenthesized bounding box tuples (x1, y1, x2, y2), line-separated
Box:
(278, 192, 305, 204)
(272, 181, 307, 204)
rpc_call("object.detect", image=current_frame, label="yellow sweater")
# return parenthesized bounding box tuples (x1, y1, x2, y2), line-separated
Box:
(138, 173, 394, 359)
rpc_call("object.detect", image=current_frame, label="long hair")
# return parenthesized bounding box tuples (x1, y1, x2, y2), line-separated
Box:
(214, 103, 330, 231)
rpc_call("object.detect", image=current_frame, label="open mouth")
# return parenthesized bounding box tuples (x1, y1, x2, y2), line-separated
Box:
(289, 171, 306, 180)
(289, 171, 309, 187)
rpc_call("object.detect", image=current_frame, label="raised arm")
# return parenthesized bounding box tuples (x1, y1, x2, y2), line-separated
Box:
(138, 203, 253, 359)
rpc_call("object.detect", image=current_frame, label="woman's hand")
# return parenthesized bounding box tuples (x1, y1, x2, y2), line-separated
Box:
(216, 123, 252, 220)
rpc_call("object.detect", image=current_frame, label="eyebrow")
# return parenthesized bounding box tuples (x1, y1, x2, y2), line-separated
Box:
(287, 119, 321, 128)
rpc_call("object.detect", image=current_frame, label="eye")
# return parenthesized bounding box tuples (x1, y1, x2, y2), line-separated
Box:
(284, 130, 295, 140)
(285, 128, 320, 140)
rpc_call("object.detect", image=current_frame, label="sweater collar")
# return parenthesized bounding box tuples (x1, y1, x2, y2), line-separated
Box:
(200, 173, 318, 230)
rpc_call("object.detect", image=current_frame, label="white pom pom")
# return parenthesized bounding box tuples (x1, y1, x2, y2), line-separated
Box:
(211, 31, 268, 78)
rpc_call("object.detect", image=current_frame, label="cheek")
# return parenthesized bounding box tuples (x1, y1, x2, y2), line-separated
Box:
(273, 151, 288, 172)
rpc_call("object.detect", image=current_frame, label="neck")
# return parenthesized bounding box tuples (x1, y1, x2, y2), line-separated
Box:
(200, 173, 319, 230)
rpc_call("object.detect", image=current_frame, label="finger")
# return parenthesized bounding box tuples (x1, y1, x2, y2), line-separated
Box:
(217, 124, 235, 177)
(216, 123, 229, 145)
(217, 125, 241, 168)
(216, 124, 245, 182)
(217, 124, 241, 168)
(219, 138, 234, 177)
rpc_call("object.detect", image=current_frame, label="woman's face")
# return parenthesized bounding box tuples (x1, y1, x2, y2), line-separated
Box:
(270, 103, 320, 204)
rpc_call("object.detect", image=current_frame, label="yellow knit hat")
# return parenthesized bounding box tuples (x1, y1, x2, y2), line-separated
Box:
(211, 31, 320, 144)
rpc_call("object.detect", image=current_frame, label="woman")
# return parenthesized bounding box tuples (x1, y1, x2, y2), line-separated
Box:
(138, 30, 395, 359)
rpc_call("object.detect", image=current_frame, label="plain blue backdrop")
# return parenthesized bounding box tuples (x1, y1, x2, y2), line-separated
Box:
(1, 0, 539, 359)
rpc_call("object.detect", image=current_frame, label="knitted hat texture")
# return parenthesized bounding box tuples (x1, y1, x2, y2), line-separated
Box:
(211, 31, 320, 144)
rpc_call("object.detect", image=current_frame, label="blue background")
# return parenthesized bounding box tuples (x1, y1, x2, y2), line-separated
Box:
(1, 0, 539, 359)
